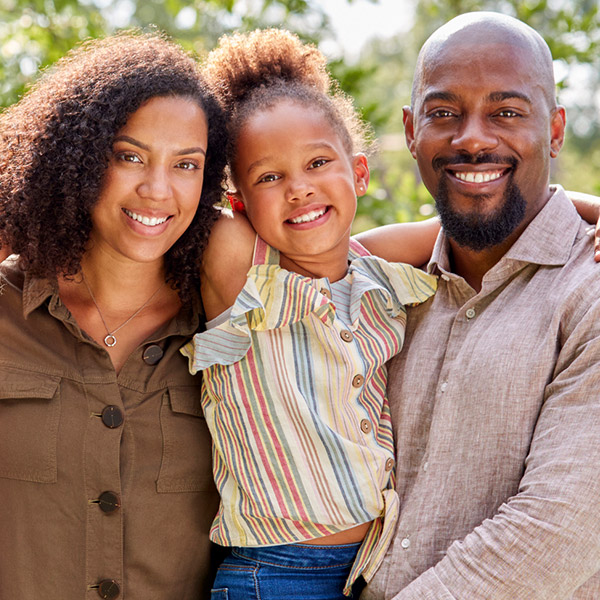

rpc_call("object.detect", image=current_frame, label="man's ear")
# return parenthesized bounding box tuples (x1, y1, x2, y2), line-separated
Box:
(550, 105, 566, 158)
(403, 106, 417, 159)
(353, 153, 370, 196)
(227, 192, 246, 213)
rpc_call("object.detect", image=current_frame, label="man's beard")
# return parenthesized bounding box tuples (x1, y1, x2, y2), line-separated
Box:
(433, 158, 526, 252)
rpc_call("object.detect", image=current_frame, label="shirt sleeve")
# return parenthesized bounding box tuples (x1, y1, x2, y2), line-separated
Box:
(392, 290, 600, 600)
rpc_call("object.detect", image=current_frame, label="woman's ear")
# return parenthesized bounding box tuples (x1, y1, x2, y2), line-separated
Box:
(353, 153, 370, 196)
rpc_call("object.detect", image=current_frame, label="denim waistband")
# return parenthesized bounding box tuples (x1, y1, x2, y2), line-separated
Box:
(231, 542, 361, 569)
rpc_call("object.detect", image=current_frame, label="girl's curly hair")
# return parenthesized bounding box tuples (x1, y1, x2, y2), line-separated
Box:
(202, 28, 372, 180)
(0, 31, 227, 304)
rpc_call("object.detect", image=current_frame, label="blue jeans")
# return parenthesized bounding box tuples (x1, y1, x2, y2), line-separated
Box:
(211, 542, 362, 599)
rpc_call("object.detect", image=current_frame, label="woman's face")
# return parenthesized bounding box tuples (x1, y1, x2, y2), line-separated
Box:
(89, 95, 208, 267)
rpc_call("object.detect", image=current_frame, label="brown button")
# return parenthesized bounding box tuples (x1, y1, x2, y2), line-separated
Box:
(340, 329, 353, 343)
(97, 579, 120, 599)
(101, 406, 124, 429)
(142, 344, 163, 365)
(360, 419, 372, 434)
(385, 458, 395, 471)
(320, 287, 332, 299)
(97, 491, 120, 513)
(352, 374, 364, 388)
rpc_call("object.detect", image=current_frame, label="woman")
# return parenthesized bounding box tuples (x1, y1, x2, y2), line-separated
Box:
(0, 32, 226, 599)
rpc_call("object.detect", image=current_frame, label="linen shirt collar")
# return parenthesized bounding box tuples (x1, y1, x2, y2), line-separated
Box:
(428, 185, 582, 279)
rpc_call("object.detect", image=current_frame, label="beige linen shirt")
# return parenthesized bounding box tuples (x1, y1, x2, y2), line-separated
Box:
(364, 187, 600, 600)
(0, 259, 219, 599)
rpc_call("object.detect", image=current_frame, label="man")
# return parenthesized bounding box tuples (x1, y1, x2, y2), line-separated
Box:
(362, 12, 600, 599)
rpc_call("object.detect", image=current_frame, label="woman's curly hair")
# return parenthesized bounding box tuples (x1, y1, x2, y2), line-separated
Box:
(0, 31, 227, 304)
(202, 28, 372, 181)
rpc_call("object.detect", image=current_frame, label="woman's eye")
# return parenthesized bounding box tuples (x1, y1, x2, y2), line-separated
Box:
(177, 160, 199, 171)
(309, 158, 328, 169)
(115, 151, 142, 163)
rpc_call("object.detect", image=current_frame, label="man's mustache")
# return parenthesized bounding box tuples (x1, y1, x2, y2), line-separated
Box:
(432, 154, 517, 172)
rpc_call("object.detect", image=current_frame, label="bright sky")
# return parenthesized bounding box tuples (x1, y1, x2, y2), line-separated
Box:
(319, 0, 415, 59)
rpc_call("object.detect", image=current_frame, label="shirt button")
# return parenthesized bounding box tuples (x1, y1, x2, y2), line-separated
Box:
(101, 405, 124, 429)
(423, 461, 429, 472)
(401, 537, 410, 550)
(97, 491, 120, 513)
(466, 308, 476, 320)
(340, 329, 353, 343)
(142, 344, 163, 365)
(360, 419, 372, 434)
(320, 287, 332, 299)
(97, 580, 120, 599)
(441, 274, 450, 281)
(352, 374, 364, 388)
(385, 458, 395, 471)
(440, 382, 448, 392)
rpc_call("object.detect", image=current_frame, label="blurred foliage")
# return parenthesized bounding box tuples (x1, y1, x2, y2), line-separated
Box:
(1, 0, 599, 231)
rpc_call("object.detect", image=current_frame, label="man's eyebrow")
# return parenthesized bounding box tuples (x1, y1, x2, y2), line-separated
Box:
(113, 135, 206, 156)
(488, 91, 532, 104)
(422, 91, 460, 104)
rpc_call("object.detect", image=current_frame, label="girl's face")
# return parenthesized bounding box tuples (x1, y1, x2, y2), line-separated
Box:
(231, 99, 369, 278)
(90, 95, 208, 267)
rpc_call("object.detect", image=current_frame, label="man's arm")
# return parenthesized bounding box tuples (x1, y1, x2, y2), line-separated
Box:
(393, 286, 600, 600)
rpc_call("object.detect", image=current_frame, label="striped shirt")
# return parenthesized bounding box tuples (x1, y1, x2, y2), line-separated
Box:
(182, 236, 436, 590)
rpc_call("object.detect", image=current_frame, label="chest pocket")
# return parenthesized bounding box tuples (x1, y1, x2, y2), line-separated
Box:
(0, 367, 61, 483)
(157, 385, 215, 493)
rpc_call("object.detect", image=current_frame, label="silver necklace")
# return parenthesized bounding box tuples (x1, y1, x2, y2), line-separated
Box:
(81, 272, 164, 347)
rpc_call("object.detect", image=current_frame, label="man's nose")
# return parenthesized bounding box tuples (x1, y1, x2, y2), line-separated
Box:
(450, 114, 499, 156)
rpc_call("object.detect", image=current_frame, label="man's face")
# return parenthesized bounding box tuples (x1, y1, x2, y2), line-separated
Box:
(404, 40, 565, 251)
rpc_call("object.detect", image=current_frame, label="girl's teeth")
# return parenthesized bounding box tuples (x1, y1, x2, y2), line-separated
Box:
(289, 208, 326, 224)
(455, 171, 503, 183)
(124, 209, 168, 226)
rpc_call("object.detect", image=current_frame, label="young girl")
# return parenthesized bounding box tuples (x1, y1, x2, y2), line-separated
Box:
(181, 29, 438, 599)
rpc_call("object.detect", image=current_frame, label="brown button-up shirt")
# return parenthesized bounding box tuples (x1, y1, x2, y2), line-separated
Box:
(0, 259, 219, 599)
(364, 187, 600, 599)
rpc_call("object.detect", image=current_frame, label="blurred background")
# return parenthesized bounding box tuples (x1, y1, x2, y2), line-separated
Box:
(1, 0, 598, 231)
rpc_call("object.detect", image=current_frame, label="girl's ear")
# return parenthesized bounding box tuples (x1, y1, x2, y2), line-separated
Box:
(227, 192, 246, 213)
(353, 153, 370, 196)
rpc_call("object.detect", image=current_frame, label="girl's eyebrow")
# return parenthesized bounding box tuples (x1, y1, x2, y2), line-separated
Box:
(113, 135, 206, 156)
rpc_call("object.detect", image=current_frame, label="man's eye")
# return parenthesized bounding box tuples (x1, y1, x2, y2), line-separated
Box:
(431, 109, 455, 118)
(496, 110, 520, 118)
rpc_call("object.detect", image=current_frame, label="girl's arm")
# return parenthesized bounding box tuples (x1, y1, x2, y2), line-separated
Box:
(355, 217, 440, 266)
(200, 209, 256, 321)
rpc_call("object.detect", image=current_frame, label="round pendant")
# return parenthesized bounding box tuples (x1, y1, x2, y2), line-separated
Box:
(104, 334, 117, 347)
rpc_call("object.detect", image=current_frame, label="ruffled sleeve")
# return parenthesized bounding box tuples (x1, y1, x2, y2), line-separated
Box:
(344, 238, 437, 328)
(181, 263, 336, 373)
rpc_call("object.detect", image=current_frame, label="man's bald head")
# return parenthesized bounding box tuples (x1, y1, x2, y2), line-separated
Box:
(411, 12, 557, 110)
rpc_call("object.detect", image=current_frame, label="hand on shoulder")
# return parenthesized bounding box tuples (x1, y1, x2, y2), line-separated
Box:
(201, 209, 256, 320)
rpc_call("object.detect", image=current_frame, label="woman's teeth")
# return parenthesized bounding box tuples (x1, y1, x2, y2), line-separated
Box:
(288, 207, 327, 224)
(454, 170, 504, 183)
(124, 209, 169, 227)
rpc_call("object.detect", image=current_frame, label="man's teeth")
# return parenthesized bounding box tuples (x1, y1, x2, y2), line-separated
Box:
(454, 170, 504, 183)
(124, 209, 168, 226)
(288, 208, 326, 224)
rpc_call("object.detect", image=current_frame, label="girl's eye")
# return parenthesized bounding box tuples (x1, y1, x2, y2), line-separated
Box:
(258, 173, 280, 183)
(309, 158, 329, 169)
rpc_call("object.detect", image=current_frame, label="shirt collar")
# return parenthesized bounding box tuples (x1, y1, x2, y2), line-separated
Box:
(428, 185, 582, 276)
(21, 270, 202, 339)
